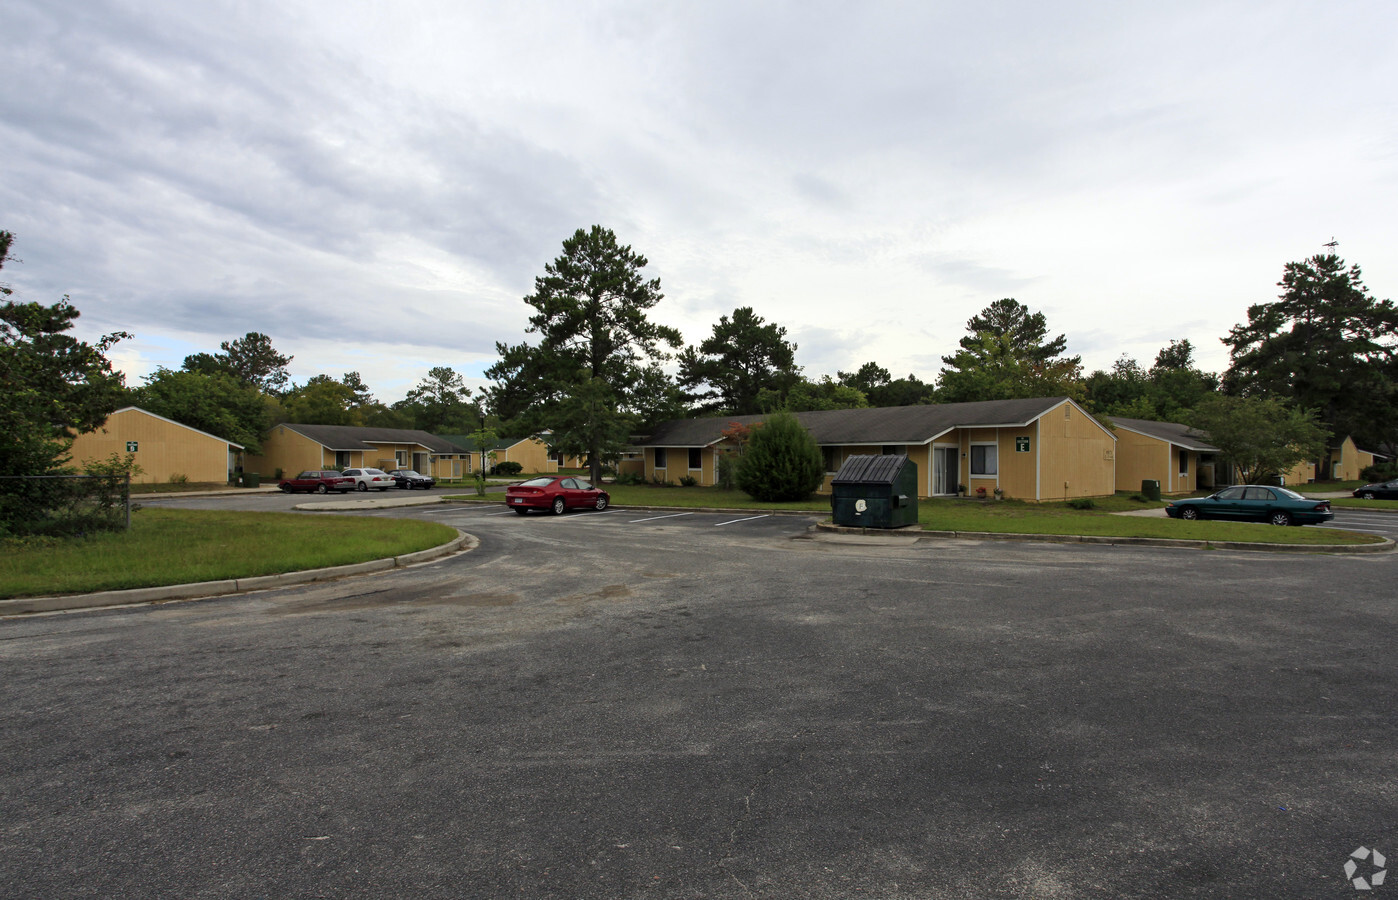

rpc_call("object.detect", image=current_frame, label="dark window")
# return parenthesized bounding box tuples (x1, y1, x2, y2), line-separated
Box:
(1218, 486, 1246, 500)
(688, 448, 702, 469)
(970, 444, 998, 476)
(654, 448, 668, 469)
(1243, 487, 1275, 501)
(823, 447, 840, 472)
(881, 445, 905, 457)
(1179, 452, 1188, 476)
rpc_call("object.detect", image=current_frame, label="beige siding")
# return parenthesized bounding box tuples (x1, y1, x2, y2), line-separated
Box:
(497, 437, 558, 473)
(69, 408, 237, 484)
(1036, 403, 1116, 500)
(246, 426, 342, 478)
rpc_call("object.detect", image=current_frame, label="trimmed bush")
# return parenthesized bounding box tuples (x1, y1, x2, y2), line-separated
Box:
(735, 411, 824, 502)
(495, 461, 523, 476)
(1067, 497, 1096, 510)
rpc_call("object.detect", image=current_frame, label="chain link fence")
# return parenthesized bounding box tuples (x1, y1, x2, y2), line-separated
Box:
(0, 474, 133, 538)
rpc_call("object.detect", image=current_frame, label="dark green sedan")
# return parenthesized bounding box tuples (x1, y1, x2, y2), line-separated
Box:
(1165, 485, 1334, 526)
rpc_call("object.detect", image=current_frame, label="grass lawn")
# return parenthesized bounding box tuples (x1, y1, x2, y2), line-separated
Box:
(917, 498, 1378, 545)
(1330, 497, 1398, 511)
(0, 508, 457, 599)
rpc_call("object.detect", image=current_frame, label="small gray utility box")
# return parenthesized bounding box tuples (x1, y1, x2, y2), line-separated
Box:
(830, 455, 919, 528)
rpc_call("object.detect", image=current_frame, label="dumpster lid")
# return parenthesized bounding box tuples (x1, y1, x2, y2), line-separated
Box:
(831, 454, 909, 486)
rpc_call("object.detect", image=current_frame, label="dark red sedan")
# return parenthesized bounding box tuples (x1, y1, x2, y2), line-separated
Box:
(278, 470, 355, 494)
(504, 476, 610, 515)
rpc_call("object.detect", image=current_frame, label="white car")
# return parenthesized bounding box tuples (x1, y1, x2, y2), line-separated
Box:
(341, 467, 395, 491)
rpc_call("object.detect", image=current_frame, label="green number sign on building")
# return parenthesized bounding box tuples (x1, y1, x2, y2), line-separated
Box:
(1015, 437, 1030, 452)
(126, 441, 139, 452)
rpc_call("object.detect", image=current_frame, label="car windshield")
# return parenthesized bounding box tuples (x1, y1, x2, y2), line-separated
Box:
(519, 477, 555, 487)
(399, 471, 419, 477)
(1275, 487, 1305, 500)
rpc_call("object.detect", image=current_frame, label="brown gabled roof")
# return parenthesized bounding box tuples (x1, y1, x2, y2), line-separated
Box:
(1107, 417, 1218, 453)
(640, 397, 1107, 447)
(279, 424, 469, 454)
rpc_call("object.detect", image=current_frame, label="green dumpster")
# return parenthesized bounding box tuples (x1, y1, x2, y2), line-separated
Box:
(239, 472, 261, 488)
(1141, 479, 1161, 501)
(830, 455, 919, 528)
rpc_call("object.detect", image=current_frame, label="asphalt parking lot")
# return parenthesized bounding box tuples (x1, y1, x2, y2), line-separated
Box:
(2, 496, 1395, 898)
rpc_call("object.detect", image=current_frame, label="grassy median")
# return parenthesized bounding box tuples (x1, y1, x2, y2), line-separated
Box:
(0, 508, 457, 599)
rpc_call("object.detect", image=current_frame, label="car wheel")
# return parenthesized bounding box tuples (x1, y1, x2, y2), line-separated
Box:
(1269, 511, 1292, 526)
(552, 497, 566, 515)
(317, 484, 328, 494)
(1180, 507, 1199, 520)
(280, 484, 292, 493)
(356, 482, 367, 492)
(1361, 491, 1376, 500)
(595, 495, 609, 510)
(513, 507, 529, 516)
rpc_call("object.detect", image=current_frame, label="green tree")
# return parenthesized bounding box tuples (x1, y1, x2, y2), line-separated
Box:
(838, 363, 935, 407)
(764, 376, 869, 412)
(1188, 394, 1328, 485)
(486, 226, 682, 485)
(0, 237, 130, 531)
(937, 299, 1082, 403)
(0, 252, 129, 480)
(1223, 251, 1398, 467)
(679, 306, 800, 415)
(282, 374, 361, 425)
(132, 368, 270, 454)
(735, 411, 825, 501)
(396, 366, 478, 433)
(1085, 339, 1218, 421)
(182, 332, 293, 394)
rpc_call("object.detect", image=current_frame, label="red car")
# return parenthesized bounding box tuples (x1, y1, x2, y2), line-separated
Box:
(505, 476, 610, 515)
(278, 470, 355, 494)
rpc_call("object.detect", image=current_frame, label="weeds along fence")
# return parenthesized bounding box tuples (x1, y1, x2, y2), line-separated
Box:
(0, 474, 133, 538)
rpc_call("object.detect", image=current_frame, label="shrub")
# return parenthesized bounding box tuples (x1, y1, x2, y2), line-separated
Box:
(169, 473, 189, 484)
(679, 475, 697, 487)
(1360, 461, 1398, 482)
(495, 461, 523, 476)
(716, 453, 737, 490)
(614, 470, 646, 486)
(1067, 497, 1096, 510)
(736, 411, 824, 502)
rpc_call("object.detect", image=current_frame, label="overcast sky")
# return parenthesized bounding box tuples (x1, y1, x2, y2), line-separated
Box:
(4, 1, 1396, 404)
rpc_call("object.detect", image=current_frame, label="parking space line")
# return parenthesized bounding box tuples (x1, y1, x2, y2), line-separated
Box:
(628, 512, 694, 523)
(714, 514, 771, 527)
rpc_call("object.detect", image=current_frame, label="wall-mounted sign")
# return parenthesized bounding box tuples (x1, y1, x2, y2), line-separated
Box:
(1015, 437, 1030, 452)
(126, 441, 139, 452)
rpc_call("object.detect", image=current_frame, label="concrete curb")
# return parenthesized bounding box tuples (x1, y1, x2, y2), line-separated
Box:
(814, 521, 1394, 553)
(0, 531, 478, 617)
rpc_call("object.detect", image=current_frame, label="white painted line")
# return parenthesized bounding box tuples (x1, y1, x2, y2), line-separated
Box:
(628, 512, 695, 523)
(714, 514, 771, 527)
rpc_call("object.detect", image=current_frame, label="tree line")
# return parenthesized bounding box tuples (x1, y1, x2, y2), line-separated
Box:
(4, 224, 1397, 501)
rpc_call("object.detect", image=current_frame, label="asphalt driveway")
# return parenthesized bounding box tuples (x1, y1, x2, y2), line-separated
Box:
(2, 503, 1394, 898)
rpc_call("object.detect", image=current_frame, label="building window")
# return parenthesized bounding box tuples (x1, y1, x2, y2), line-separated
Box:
(823, 446, 840, 473)
(335, 451, 351, 468)
(688, 448, 702, 470)
(970, 443, 998, 476)
(1179, 451, 1188, 476)
(881, 445, 905, 457)
(654, 448, 668, 469)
